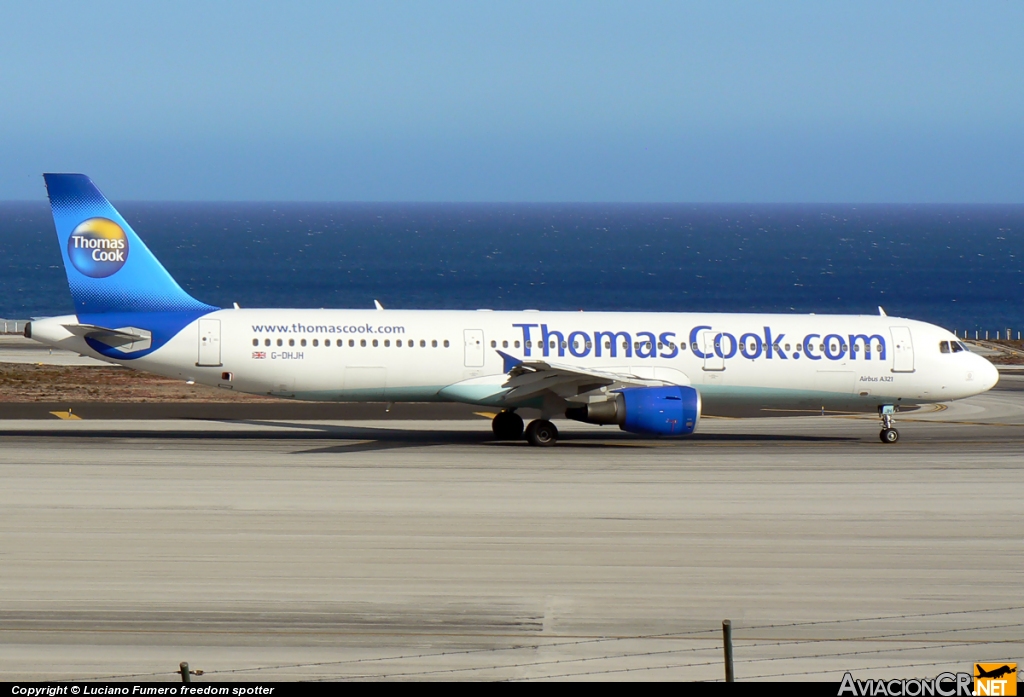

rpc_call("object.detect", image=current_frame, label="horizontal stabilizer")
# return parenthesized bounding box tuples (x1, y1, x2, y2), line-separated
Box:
(63, 323, 153, 353)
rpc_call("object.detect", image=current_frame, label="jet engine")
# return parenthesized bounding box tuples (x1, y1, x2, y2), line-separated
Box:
(565, 385, 701, 436)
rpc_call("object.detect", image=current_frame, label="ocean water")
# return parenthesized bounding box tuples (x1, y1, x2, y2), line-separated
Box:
(2, 202, 1023, 334)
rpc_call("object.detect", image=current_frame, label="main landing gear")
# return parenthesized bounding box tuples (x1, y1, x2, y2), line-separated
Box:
(879, 405, 899, 444)
(525, 419, 558, 447)
(492, 410, 524, 440)
(491, 410, 559, 446)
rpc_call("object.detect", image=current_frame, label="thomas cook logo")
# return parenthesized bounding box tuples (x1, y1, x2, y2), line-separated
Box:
(68, 218, 129, 278)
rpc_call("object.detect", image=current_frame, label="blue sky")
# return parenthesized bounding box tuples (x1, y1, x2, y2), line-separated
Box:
(1, 1, 1022, 202)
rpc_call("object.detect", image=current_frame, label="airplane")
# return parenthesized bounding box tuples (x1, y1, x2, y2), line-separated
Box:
(25, 174, 1000, 446)
(975, 665, 1016, 680)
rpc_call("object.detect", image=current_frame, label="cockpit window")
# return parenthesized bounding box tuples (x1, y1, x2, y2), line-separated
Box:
(939, 341, 950, 353)
(951, 341, 965, 353)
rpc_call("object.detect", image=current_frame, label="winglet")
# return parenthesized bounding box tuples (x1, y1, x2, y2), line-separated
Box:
(374, 299, 384, 310)
(497, 350, 523, 373)
(878, 306, 887, 316)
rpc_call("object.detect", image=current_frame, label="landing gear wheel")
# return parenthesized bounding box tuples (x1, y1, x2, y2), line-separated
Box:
(880, 428, 899, 444)
(492, 410, 524, 440)
(525, 419, 558, 447)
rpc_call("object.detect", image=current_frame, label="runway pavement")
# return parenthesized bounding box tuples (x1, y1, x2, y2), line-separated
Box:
(0, 379, 1022, 681)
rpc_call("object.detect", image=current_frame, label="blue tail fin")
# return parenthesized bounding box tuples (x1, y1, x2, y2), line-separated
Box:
(44, 174, 218, 316)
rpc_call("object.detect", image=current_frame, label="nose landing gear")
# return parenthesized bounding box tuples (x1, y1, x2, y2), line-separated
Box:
(879, 405, 899, 443)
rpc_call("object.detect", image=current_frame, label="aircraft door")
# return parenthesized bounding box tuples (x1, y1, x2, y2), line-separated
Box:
(701, 330, 724, 371)
(197, 318, 222, 367)
(890, 326, 915, 373)
(464, 329, 485, 367)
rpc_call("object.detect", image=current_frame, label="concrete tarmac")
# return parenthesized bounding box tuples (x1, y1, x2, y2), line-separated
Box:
(1, 380, 1022, 681)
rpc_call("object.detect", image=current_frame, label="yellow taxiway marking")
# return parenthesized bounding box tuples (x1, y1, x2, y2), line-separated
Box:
(474, 411, 498, 419)
(49, 410, 82, 420)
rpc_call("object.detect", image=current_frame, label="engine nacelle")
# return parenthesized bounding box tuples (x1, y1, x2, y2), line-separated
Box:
(565, 385, 701, 436)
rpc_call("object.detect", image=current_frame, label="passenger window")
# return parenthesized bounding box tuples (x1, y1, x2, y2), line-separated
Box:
(300, 339, 307, 347)
(397, 340, 402, 347)
(939, 341, 950, 353)
(691, 342, 698, 351)
(360, 339, 366, 347)
(514, 341, 520, 348)
(679, 342, 686, 352)
(277, 339, 283, 347)
(784, 344, 791, 351)
(372, 339, 378, 347)
(432, 340, 438, 347)
(312, 339, 318, 347)
(502, 340, 508, 348)
(289, 339, 295, 347)
(420, 339, 426, 347)
(560, 341, 566, 349)
(349, 339, 355, 347)
(607, 341, 612, 349)
(384, 339, 389, 347)
(550, 341, 556, 349)
(324, 339, 331, 347)
(444, 339, 450, 348)
(526, 341, 532, 348)
(586, 341, 592, 349)
(264, 339, 271, 347)
(252, 338, 258, 346)
(490, 340, 496, 348)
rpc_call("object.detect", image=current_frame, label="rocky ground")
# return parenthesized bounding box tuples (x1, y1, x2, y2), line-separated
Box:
(0, 363, 282, 403)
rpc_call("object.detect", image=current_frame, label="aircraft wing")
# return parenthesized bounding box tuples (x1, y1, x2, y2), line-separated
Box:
(497, 351, 682, 403)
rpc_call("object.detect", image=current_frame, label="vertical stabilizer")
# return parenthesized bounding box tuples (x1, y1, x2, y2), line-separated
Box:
(43, 174, 218, 316)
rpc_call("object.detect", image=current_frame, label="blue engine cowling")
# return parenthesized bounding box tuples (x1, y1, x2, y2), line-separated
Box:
(565, 385, 701, 436)
(620, 385, 701, 435)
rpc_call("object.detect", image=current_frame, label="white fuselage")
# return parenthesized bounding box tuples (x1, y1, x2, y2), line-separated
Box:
(29, 308, 999, 416)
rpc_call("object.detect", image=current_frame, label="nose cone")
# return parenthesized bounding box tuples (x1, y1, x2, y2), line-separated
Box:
(977, 355, 1000, 392)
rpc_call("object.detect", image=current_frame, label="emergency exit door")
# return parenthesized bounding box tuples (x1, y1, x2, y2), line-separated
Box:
(197, 318, 222, 366)
(701, 330, 724, 371)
